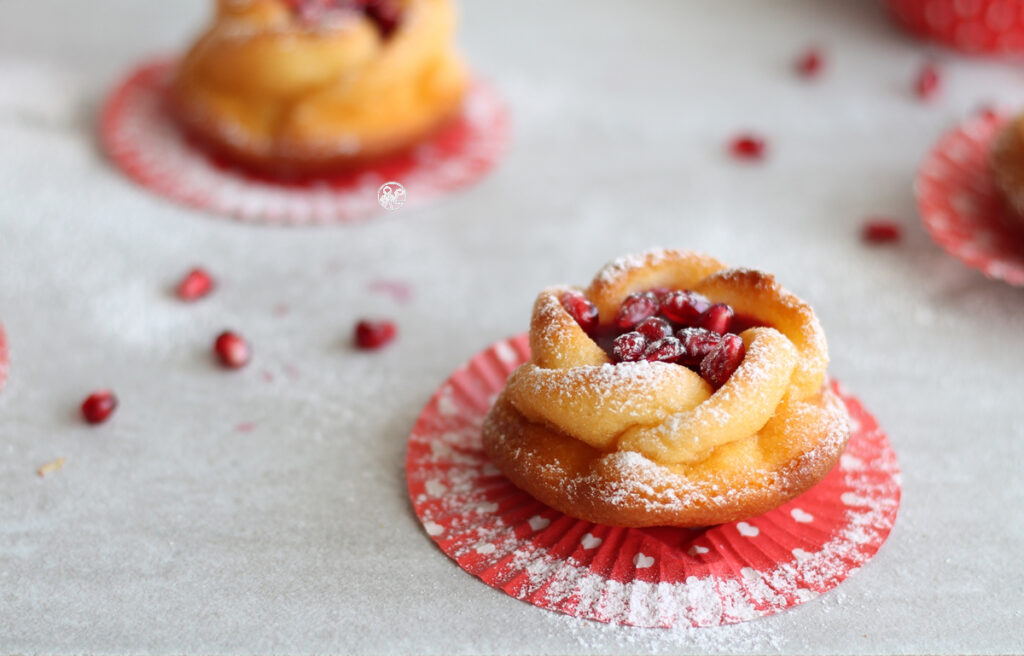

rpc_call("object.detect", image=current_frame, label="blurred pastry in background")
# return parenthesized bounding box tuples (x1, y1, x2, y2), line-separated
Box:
(171, 0, 468, 177)
(887, 0, 1024, 55)
(991, 113, 1024, 227)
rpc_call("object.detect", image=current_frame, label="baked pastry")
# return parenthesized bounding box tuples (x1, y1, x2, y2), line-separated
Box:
(171, 0, 468, 176)
(482, 250, 851, 528)
(991, 116, 1024, 227)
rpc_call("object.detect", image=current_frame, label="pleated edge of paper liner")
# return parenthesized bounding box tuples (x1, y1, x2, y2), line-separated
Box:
(99, 56, 510, 225)
(405, 335, 901, 628)
(916, 109, 1024, 286)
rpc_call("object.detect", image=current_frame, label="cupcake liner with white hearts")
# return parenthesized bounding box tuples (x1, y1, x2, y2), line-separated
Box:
(406, 335, 901, 628)
(887, 0, 1024, 54)
(916, 111, 1024, 286)
(100, 58, 509, 225)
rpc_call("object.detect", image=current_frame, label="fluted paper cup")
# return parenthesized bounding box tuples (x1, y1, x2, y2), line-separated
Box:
(917, 110, 1024, 286)
(406, 335, 901, 628)
(100, 58, 509, 225)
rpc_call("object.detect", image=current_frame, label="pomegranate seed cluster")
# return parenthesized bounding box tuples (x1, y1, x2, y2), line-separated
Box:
(561, 289, 754, 389)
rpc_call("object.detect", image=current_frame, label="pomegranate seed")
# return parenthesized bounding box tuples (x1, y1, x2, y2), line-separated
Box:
(363, 0, 401, 37)
(176, 267, 214, 301)
(644, 336, 685, 363)
(729, 134, 766, 161)
(915, 63, 940, 100)
(612, 331, 647, 362)
(214, 331, 250, 368)
(560, 291, 599, 334)
(354, 319, 397, 350)
(636, 317, 674, 341)
(81, 390, 117, 424)
(701, 334, 746, 388)
(795, 47, 823, 78)
(862, 220, 903, 244)
(615, 292, 660, 331)
(695, 303, 735, 334)
(677, 328, 723, 367)
(660, 290, 711, 325)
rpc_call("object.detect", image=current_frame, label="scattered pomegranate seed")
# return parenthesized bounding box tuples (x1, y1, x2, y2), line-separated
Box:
(560, 291, 599, 334)
(354, 320, 397, 350)
(729, 134, 766, 161)
(214, 331, 250, 368)
(636, 317, 674, 341)
(81, 390, 117, 424)
(644, 336, 685, 363)
(677, 328, 723, 367)
(615, 292, 660, 331)
(862, 219, 903, 244)
(695, 303, 734, 334)
(701, 334, 746, 388)
(176, 267, 214, 301)
(660, 290, 710, 325)
(915, 63, 940, 100)
(795, 47, 823, 78)
(612, 331, 647, 362)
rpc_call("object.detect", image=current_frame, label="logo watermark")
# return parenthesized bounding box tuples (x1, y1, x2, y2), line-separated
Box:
(377, 181, 406, 211)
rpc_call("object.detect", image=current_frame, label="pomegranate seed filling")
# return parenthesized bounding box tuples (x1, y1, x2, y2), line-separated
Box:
(635, 316, 673, 341)
(695, 303, 734, 334)
(612, 331, 646, 362)
(677, 327, 723, 367)
(560, 291, 599, 334)
(660, 290, 710, 324)
(701, 334, 747, 388)
(614, 292, 660, 331)
(643, 336, 685, 363)
(562, 288, 767, 389)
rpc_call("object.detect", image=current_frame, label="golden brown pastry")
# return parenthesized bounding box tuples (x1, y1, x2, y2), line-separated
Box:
(171, 0, 468, 176)
(991, 116, 1024, 226)
(482, 250, 851, 528)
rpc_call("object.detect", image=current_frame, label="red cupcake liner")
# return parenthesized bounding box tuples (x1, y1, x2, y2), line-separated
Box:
(99, 58, 509, 225)
(916, 111, 1024, 286)
(406, 335, 901, 628)
(887, 0, 1024, 54)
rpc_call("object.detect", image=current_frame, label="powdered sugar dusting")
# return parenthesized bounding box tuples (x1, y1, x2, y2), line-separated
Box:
(407, 337, 901, 628)
(594, 249, 674, 286)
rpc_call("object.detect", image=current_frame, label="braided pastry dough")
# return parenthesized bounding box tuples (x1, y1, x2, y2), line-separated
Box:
(171, 0, 467, 176)
(482, 250, 851, 527)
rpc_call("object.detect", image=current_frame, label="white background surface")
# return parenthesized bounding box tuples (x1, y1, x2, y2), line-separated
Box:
(1, 1, 1023, 653)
